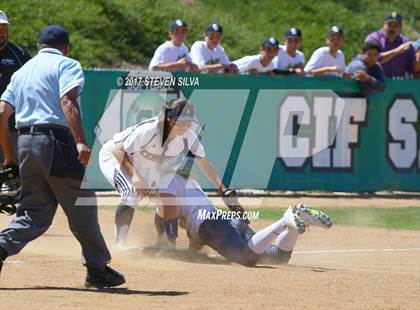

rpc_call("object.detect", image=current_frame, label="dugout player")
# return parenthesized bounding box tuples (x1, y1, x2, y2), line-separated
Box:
(99, 98, 240, 248)
(190, 23, 238, 73)
(273, 27, 305, 75)
(304, 26, 347, 77)
(0, 25, 125, 288)
(0, 11, 31, 164)
(149, 19, 198, 72)
(233, 37, 279, 75)
(345, 41, 386, 97)
(162, 203, 332, 266)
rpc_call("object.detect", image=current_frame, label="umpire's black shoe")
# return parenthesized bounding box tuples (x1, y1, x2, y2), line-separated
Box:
(85, 266, 126, 288)
(0, 246, 7, 276)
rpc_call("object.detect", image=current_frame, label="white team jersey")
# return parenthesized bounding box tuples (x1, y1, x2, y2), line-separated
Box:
(273, 45, 305, 70)
(149, 41, 192, 69)
(113, 117, 205, 187)
(233, 54, 275, 73)
(304, 46, 346, 77)
(190, 41, 230, 72)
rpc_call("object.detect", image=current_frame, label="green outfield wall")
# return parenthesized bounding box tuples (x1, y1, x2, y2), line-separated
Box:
(82, 70, 420, 192)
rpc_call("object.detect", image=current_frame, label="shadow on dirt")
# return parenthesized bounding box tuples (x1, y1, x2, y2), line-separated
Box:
(126, 246, 231, 266)
(0, 286, 189, 296)
(121, 247, 281, 269)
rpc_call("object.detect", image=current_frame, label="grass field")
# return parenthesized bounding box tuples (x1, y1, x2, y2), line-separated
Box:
(255, 206, 420, 230)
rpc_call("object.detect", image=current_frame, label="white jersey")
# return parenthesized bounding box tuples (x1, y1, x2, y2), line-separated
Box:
(273, 45, 305, 70)
(113, 117, 205, 187)
(149, 41, 192, 70)
(233, 54, 275, 73)
(190, 41, 230, 72)
(304, 46, 346, 77)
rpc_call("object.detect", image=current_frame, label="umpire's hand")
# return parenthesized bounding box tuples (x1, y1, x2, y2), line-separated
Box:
(76, 143, 91, 165)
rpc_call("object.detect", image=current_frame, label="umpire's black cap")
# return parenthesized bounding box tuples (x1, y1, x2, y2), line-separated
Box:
(170, 19, 188, 31)
(285, 27, 302, 39)
(327, 25, 343, 37)
(205, 23, 223, 34)
(385, 11, 402, 24)
(39, 25, 70, 45)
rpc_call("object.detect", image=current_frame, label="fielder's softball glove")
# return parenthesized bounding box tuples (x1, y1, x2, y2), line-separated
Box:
(219, 188, 250, 224)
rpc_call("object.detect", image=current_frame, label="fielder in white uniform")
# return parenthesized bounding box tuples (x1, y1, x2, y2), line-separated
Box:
(304, 26, 347, 77)
(273, 27, 305, 75)
(233, 38, 279, 74)
(99, 98, 234, 247)
(190, 23, 238, 73)
(149, 19, 198, 72)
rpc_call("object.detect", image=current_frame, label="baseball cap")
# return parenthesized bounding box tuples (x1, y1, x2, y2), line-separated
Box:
(261, 37, 280, 49)
(0, 11, 9, 24)
(385, 11, 402, 24)
(327, 26, 343, 37)
(285, 27, 302, 39)
(166, 98, 195, 121)
(170, 19, 187, 31)
(39, 25, 70, 45)
(205, 23, 223, 34)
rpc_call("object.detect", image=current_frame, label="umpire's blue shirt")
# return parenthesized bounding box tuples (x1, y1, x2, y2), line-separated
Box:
(1, 48, 84, 128)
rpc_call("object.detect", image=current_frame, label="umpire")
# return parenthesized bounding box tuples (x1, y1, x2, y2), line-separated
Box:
(0, 25, 125, 288)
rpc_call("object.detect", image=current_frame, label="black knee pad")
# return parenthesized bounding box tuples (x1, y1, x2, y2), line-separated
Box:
(164, 218, 178, 241)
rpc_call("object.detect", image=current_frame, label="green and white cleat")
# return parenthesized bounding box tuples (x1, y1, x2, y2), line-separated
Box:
(283, 206, 306, 234)
(293, 203, 333, 229)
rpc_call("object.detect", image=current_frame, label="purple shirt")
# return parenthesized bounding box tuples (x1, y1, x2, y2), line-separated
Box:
(365, 28, 415, 78)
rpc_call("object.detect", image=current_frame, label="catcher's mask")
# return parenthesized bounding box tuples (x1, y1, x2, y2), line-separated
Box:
(0, 164, 21, 216)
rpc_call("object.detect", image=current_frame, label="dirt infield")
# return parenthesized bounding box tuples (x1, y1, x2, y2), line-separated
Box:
(0, 199, 419, 310)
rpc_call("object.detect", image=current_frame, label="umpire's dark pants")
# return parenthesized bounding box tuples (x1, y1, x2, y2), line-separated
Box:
(0, 128, 111, 269)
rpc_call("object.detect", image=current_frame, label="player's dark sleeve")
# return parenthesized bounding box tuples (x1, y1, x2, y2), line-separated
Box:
(22, 47, 32, 63)
(359, 64, 386, 97)
(272, 68, 297, 75)
(12, 43, 32, 64)
(370, 64, 386, 91)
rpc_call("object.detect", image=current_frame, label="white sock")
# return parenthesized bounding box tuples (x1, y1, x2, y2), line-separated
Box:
(275, 227, 299, 251)
(115, 224, 129, 245)
(247, 217, 287, 254)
